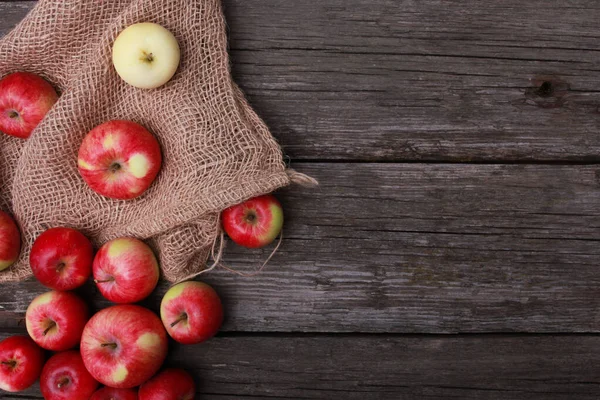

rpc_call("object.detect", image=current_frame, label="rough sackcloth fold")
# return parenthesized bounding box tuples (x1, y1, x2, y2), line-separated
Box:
(0, 0, 315, 282)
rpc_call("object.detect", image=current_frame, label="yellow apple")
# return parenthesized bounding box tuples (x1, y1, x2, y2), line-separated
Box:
(112, 22, 180, 89)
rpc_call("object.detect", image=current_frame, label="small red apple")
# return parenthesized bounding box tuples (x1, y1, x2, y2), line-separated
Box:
(0, 211, 20, 271)
(81, 305, 168, 389)
(40, 351, 98, 400)
(93, 237, 159, 304)
(30, 227, 94, 291)
(26, 291, 89, 351)
(91, 386, 138, 400)
(78, 120, 162, 200)
(160, 281, 223, 345)
(0, 72, 58, 139)
(139, 369, 195, 400)
(0, 336, 44, 392)
(222, 194, 283, 248)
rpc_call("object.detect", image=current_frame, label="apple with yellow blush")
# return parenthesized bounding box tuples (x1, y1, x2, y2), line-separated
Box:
(80, 305, 168, 389)
(78, 120, 162, 200)
(93, 237, 159, 304)
(160, 281, 223, 345)
(25, 291, 89, 352)
(222, 195, 284, 249)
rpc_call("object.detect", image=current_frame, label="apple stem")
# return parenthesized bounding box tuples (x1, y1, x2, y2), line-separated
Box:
(94, 277, 115, 284)
(57, 377, 69, 389)
(8, 110, 19, 119)
(43, 321, 56, 336)
(141, 51, 154, 63)
(101, 342, 118, 349)
(170, 313, 188, 328)
(1, 360, 16, 368)
(56, 262, 66, 273)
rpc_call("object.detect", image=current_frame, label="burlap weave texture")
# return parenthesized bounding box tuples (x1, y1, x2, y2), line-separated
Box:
(0, 0, 295, 282)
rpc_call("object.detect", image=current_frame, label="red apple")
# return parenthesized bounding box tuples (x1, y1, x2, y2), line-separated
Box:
(93, 237, 159, 304)
(30, 227, 94, 291)
(139, 369, 195, 400)
(0, 72, 58, 139)
(160, 281, 223, 345)
(222, 194, 283, 248)
(78, 120, 162, 200)
(81, 305, 168, 388)
(0, 336, 44, 392)
(91, 386, 138, 400)
(26, 291, 89, 351)
(40, 351, 98, 400)
(0, 211, 20, 271)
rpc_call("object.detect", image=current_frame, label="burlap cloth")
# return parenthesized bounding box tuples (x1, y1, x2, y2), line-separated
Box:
(0, 0, 315, 282)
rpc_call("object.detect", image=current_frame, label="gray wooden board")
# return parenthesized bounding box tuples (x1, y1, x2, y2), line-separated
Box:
(0, 330, 599, 400)
(2, 1, 600, 161)
(2, 0, 600, 397)
(0, 164, 598, 333)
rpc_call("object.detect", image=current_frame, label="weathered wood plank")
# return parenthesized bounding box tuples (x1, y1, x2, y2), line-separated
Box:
(5, 1, 600, 161)
(0, 164, 600, 333)
(2, 330, 600, 400)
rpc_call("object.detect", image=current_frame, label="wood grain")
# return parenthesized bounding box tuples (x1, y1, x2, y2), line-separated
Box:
(0, 164, 599, 333)
(3, 330, 599, 400)
(2, 1, 600, 397)
(3, 1, 600, 161)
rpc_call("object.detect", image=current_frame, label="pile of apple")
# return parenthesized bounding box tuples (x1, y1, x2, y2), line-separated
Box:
(0, 19, 287, 400)
(0, 222, 223, 398)
(0, 193, 284, 400)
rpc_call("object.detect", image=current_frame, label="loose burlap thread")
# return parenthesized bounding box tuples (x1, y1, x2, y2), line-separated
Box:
(0, 0, 315, 282)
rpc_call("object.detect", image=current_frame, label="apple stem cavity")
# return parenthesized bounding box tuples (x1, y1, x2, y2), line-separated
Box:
(170, 312, 188, 327)
(57, 377, 70, 389)
(109, 163, 122, 173)
(43, 321, 56, 336)
(101, 342, 118, 349)
(56, 262, 66, 273)
(8, 110, 19, 119)
(243, 209, 259, 225)
(1, 360, 17, 368)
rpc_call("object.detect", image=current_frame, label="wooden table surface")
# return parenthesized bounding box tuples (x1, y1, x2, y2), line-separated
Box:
(2, 1, 600, 399)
